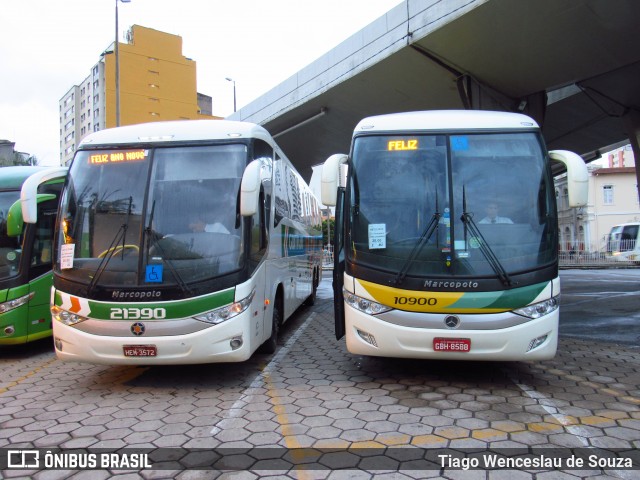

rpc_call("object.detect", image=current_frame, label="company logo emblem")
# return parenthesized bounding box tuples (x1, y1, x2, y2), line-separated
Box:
(444, 315, 460, 329)
(8, 450, 39, 468)
(131, 323, 146, 336)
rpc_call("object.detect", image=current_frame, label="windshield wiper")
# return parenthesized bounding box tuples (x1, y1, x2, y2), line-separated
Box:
(394, 194, 441, 285)
(460, 188, 513, 287)
(86, 196, 132, 297)
(143, 200, 193, 297)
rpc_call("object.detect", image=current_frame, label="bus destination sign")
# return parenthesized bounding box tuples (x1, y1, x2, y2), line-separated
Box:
(387, 139, 418, 151)
(89, 150, 147, 165)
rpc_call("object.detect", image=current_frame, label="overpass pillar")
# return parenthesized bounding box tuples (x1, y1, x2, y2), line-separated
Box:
(622, 110, 640, 201)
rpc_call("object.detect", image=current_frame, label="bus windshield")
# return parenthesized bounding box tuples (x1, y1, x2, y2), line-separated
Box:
(0, 190, 22, 279)
(56, 144, 247, 290)
(348, 132, 556, 279)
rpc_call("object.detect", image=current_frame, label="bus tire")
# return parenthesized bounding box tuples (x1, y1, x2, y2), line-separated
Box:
(304, 268, 318, 306)
(259, 292, 282, 354)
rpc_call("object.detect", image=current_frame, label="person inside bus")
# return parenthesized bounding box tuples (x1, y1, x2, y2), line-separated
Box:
(478, 201, 513, 224)
(188, 213, 230, 234)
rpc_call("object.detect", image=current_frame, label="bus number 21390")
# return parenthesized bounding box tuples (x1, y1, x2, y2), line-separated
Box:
(110, 307, 167, 320)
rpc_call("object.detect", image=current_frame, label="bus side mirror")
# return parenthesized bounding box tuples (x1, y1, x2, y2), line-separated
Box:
(240, 160, 262, 217)
(321, 154, 348, 207)
(549, 150, 589, 208)
(6, 193, 57, 237)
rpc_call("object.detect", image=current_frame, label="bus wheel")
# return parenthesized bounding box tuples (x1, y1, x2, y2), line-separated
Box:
(259, 294, 281, 354)
(304, 268, 318, 306)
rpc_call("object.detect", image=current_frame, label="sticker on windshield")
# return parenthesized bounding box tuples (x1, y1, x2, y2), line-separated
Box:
(145, 264, 164, 283)
(60, 244, 75, 270)
(368, 224, 386, 250)
(451, 136, 469, 151)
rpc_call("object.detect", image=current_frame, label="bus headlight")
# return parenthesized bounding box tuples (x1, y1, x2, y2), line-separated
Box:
(513, 297, 558, 319)
(51, 305, 88, 326)
(0, 292, 35, 314)
(343, 288, 391, 315)
(195, 290, 255, 325)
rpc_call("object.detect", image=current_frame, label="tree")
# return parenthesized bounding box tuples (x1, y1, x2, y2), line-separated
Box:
(322, 217, 335, 246)
(0, 152, 38, 166)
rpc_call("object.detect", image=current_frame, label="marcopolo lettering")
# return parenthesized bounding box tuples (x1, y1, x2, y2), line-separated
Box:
(112, 290, 162, 300)
(423, 280, 479, 289)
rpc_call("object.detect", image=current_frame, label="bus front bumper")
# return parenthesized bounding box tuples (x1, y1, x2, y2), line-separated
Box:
(344, 306, 558, 361)
(52, 313, 256, 365)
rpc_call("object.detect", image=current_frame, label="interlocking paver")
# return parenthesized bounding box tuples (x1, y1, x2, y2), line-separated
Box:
(0, 277, 639, 478)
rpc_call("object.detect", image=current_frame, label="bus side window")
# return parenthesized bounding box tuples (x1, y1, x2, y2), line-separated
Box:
(250, 187, 268, 264)
(30, 205, 57, 278)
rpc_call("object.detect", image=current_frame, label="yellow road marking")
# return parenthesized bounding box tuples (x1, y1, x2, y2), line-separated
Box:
(0, 356, 58, 395)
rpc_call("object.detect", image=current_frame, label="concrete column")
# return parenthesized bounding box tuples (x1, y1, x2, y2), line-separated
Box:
(622, 110, 640, 202)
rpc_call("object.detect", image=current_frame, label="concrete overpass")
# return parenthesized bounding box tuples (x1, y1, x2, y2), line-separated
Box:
(228, 0, 640, 186)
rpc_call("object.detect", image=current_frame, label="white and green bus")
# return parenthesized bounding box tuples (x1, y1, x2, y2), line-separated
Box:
(321, 110, 588, 360)
(51, 120, 322, 364)
(1, 166, 67, 345)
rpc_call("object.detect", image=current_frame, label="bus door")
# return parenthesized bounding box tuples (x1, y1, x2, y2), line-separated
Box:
(333, 186, 345, 340)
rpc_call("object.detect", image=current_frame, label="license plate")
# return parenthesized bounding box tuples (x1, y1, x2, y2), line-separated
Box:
(123, 345, 157, 357)
(433, 338, 471, 352)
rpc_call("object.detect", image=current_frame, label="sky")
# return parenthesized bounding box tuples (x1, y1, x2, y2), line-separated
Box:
(0, 0, 402, 166)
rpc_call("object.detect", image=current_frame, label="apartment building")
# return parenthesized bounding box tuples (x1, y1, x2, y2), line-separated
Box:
(556, 145, 639, 252)
(59, 25, 217, 165)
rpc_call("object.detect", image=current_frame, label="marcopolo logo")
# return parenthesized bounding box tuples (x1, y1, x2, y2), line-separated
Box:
(111, 290, 162, 300)
(423, 280, 480, 289)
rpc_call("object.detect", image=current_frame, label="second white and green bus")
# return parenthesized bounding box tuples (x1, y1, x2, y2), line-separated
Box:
(1, 166, 67, 345)
(322, 110, 588, 360)
(51, 120, 322, 364)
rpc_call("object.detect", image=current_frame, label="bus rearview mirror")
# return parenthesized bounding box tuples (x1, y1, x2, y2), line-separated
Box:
(321, 154, 348, 206)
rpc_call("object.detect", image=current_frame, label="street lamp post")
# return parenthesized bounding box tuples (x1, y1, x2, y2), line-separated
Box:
(115, 0, 131, 127)
(225, 77, 237, 113)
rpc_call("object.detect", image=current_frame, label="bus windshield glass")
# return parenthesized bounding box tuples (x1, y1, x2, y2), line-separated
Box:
(348, 132, 556, 278)
(56, 144, 247, 288)
(0, 190, 22, 279)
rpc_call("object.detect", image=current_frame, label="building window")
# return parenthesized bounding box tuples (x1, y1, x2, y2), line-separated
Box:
(94, 108, 100, 119)
(94, 123, 100, 132)
(603, 185, 614, 205)
(93, 94, 99, 104)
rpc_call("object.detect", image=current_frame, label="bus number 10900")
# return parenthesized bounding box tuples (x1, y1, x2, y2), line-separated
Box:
(393, 296, 437, 306)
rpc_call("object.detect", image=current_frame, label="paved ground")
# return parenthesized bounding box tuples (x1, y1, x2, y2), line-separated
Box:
(0, 271, 638, 479)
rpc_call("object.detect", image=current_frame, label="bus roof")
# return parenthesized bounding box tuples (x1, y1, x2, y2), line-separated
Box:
(0, 166, 47, 190)
(78, 120, 274, 149)
(354, 110, 540, 134)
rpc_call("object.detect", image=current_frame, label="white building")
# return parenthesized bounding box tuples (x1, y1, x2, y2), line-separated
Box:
(556, 145, 639, 253)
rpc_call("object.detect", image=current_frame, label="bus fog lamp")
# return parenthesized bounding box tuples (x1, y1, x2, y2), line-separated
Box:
(230, 335, 243, 350)
(54, 337, 63, 351)
(514, 297, 558, 319)
(0, 292, 35, 314)
(527, 334, 548, 352)
(343, 289, 391, 315)
(356, 328, 378, 347)
(194, 290, 255, 325)
(4, 325, 15, 336)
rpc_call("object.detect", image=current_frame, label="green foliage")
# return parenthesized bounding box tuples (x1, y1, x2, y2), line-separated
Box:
(322, 217, 335, 246)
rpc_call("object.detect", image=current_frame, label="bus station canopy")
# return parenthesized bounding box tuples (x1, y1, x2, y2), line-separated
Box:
(229, 0, 640, 181)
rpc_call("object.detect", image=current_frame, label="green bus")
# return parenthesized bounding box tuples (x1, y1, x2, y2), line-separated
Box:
(0, 166, 67, 345)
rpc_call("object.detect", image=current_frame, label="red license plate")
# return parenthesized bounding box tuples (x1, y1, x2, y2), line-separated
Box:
(433, 338, 471, 352)
(123, 345, 157, 357)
